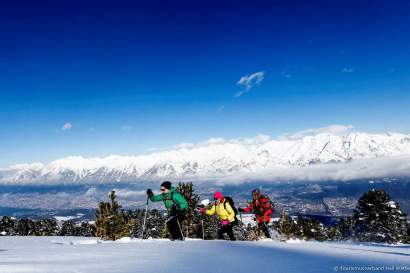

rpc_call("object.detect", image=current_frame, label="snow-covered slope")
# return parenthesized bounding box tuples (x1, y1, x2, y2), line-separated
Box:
(1, 132, 410, 184)
(0, 236, 409, 273)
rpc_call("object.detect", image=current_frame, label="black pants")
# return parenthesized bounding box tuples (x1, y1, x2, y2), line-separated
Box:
(218, 223, 236, 241)
(166, 214, 185, 241)
(258, 222, 271, 238)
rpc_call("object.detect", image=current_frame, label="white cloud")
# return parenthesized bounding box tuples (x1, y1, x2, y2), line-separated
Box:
(85, 187, 98, 198)
(229, 134, 271, 145)
(147, 147, 162, 152)
(280, 124, 354, 140)
(218, 155, 410, 184)
(172, 134, 271, 150)
(342, 67, 354, 73)
(141, 126, 353, 153)
(173, 142, 195, 149)
(199, 135, 270, 147)
(62, 122, 73, 131)
(113, 189, 146, 200)
(235, 71, 265, 97)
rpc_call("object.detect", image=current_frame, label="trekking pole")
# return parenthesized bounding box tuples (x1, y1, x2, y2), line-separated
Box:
(176, 218, 185, 241)
(141, 197, 149, 239)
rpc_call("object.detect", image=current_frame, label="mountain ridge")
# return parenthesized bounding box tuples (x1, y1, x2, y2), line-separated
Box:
(2, 132, 410, 184)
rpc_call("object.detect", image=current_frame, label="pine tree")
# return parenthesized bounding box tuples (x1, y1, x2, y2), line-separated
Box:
(128, 208, 167, 239)
(277, 210, 298, 239)
(295, 216, 328, 241)
(95, 190, 133, 240)
(334, 217, 354, 241)
(32, 218, 58, 236)
(59, 220, 76, 236)
(353, 189, 408, 243)
(0, 216, 17, 236)
(201, 212, 219, 240)
(75, 221, 96, 237)
(327, 226, 342, 241)
(16, 218, 36, 235)
(406, 222, 410, 243)
(176, 182, 201, 238)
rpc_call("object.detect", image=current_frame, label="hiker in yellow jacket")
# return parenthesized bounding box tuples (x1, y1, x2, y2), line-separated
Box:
(199, 191, 236, 240)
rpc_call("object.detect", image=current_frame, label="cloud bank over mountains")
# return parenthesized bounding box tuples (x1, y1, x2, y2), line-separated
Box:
(1, 126, 410, 185)
(279, 124, 354, 140)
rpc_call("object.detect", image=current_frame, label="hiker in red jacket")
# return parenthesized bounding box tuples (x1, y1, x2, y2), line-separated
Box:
(238, 189, 274, 238)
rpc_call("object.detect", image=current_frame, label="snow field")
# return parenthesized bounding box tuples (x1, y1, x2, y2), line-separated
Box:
(0, 236, 409, 273)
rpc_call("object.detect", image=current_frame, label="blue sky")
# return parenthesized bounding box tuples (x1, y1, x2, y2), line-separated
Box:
(1, 0, 410, 166)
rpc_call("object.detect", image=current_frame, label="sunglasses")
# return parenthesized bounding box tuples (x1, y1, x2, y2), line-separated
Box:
(160, 188, 167, 192)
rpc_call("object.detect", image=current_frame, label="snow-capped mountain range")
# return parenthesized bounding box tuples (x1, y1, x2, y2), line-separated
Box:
(2, 132, 410, 184)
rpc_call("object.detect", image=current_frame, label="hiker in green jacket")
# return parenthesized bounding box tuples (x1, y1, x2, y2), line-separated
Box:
(146, 181, 188, 240)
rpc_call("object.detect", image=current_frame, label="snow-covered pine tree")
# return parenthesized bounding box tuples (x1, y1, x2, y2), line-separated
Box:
(95, 190, 133, 240)
(34, 218, 58, 236)
(327, 225, 342, 241)
(334, 217, 354, 241)
(353, 189, 408, 243)
(0, 216, 17, 235)
(16, 218, 35, 235)
(294, 216, 327, 241)
(407, 222, 410, 243)
(59, 220, 77, 236)
(75, 221, 96, 237)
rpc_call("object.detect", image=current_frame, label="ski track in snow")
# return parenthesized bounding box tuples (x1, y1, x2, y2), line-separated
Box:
(0, 237, 409, 273)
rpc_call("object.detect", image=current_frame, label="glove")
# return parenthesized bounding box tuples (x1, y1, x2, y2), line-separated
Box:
(238, 208, 244, 213)
(198, 207, 206, 214)
(221, 220, 230, 226)
(146, 189, 153, 198)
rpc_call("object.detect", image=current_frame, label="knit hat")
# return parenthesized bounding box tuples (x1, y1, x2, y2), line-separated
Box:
(213, 191, 223, 200)
(160, 181, 172, 190)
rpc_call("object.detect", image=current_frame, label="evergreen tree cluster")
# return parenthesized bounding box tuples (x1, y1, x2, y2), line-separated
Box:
(0, 216, 95, 236)
(274, 189, 410, 244)
(59, 220, 96, 236)
(95, 191, 134, 240)
(274, 211, 328, 241)
(353, 189, 408, 243)
(127, 209, 167, 239)
(1, 186, 409, 244)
